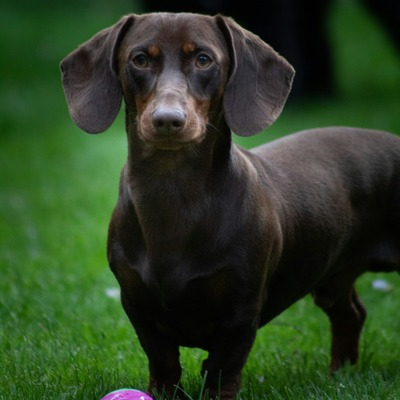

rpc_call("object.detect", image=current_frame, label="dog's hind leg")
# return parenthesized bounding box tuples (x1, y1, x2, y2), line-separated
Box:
(313, 282, 367, 373)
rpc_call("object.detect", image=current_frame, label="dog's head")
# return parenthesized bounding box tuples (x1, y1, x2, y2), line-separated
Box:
(60, 13, 294, 144)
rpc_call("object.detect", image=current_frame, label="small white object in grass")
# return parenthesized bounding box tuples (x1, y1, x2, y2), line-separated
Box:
(372, 279, 393, 292)
(105, 287, 120, 299)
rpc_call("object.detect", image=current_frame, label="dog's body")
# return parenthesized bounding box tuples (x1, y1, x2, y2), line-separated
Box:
(61, 13, 400, 400)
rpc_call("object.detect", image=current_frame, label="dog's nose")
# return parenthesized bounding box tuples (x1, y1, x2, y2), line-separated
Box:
(152, 108, 186, 135)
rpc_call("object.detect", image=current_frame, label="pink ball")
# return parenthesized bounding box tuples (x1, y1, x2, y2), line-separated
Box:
(101, 388, 153, 400)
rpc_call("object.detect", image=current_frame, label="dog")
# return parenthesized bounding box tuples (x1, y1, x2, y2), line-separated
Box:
(60, 12, 400, 400)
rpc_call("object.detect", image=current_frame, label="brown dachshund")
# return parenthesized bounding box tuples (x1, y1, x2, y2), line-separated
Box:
(61, 12, 400, 400)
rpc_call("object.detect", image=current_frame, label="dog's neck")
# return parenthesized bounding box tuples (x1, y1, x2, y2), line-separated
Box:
(124, 123, 235, 243)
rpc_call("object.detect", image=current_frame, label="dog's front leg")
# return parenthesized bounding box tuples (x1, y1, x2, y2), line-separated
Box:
(201, 320, 258, 400)
(146, 344, 182, 400)
(120, 291, 183, 399)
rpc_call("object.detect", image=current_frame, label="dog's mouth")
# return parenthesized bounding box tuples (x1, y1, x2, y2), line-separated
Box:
(141, 135, 202, 152)
(153, 141, 185, 151)
(137, 108, 207, 151)
(139, 139, 195, 157)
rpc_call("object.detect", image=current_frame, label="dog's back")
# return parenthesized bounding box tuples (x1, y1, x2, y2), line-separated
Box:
(248, 127, 400, 322)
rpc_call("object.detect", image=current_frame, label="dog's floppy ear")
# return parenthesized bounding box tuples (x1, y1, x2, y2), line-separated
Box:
(60, 15, 134, 133)
(216, 15, 295, 136)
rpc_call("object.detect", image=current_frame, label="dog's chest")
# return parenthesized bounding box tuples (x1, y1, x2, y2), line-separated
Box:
(138, 259, 238, 347)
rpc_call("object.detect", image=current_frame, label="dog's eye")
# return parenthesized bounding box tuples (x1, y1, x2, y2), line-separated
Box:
(132, 54, 149, 68)
(195, 54, 212, 69)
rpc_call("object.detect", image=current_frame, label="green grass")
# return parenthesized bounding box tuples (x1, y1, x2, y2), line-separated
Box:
(1, 0, 400, 399)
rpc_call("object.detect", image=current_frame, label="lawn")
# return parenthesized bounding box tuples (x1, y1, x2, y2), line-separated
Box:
(1, 0, 400, 399)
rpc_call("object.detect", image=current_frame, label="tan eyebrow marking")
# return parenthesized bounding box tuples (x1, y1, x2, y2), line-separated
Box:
(183, 42, 196, 54)
(148, 45, 160, 57)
